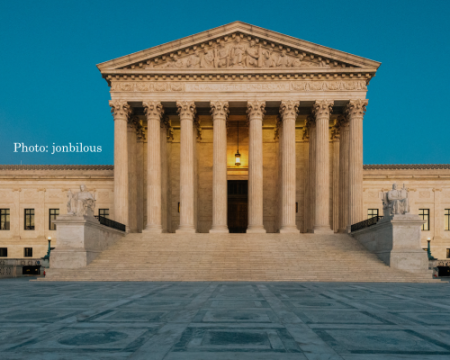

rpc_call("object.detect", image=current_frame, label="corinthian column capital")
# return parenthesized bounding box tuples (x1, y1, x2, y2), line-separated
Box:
(210, 101, 229, 120)
(345, 99, 368, 119)
(177, 101, 196, 119)
(143, 101, 164, 120)
(280, 100, 299, 120)
(109, 100, 131, 120)
(312, 100, 334, 119)
(247, 101, 266, 119)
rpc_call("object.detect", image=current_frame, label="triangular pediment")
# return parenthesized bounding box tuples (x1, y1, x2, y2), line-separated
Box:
(97, 21, 380, 74)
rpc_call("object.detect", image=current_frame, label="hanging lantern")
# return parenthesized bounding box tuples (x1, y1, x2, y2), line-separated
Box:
(235, 122, 241, 166)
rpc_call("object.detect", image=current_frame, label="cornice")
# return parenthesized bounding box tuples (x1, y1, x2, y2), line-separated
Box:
(364, 164, 450, 170)
(0, 165, 114, 170)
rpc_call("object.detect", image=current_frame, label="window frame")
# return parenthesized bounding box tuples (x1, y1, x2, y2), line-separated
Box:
(367, 208, 379, 219)
(419, 209, 430, 231)
(24, 247, 33, 257)
(0, 209, 10, 230)
(446, 248, 450, 259)
(24, 209, 35, 230)
(0, 248, 7, 257)
(49, 208, 59, 230)
(98, 209, 109, 219)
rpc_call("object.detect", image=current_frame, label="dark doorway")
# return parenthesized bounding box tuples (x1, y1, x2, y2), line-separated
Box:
(228, 180, 248, 233)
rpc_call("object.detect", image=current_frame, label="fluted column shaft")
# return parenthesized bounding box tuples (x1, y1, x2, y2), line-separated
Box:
(110, 100, 131, 228)
(338, 119, 350, 232)
(346, 99, 368, 227)
(306, 118, 316, 233)
(210, 101, 229, 233)
(127, 121, 138, 232)
(143, 101, 164, 233)
(280, 100, 300, 233)
(313, 100, 334, 234)
(136, 129, 144, 233)
(246, 101, 266, 233)
(332, 131, 340, 233)
(176, 101, 197, 233)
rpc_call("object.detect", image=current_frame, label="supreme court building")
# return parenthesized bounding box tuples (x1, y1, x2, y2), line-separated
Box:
(1, 22, 450, 267)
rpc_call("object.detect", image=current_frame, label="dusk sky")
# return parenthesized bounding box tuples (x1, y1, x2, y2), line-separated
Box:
(0, 0, 448, 165)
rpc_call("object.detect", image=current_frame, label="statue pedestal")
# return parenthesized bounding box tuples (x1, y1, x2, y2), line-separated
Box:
(50, 215, 125, 269)
(352, 214, 430, 274)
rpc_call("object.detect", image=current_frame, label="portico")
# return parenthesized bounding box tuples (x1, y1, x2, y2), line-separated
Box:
(100, 21, 379, 234)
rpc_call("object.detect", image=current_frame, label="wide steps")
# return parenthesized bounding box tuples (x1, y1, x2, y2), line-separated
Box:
(42, 233, 439, 283)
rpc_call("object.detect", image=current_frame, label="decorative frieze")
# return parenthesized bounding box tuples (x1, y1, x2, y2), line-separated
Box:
(110, 80, 368, 92)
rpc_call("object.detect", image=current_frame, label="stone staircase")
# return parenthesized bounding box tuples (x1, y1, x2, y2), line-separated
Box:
(42, 233, 438, 282)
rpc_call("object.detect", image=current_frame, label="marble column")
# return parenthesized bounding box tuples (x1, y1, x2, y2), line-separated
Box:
(210, 101, 229, 233)
(176, 101, 197, 234)
(338, 115, 350, 233)
(279, 100, 300, 233)
(332, 128, 340, 233)
(246, 101, 266, 233)
(346, 99, 368, 227)
(109, 100, 131, 227)
(127, 119, 138, 233)
(143, 101, 164, 233)
(312, 100, 334, 234)
(136, 126, 144, 233)
(306, 117, 316, 233)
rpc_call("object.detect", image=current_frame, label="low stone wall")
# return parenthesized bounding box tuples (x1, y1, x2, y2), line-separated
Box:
(0, 259, 42, 279)
(50, 215, 125, 269)
(352, 214, 430, 274)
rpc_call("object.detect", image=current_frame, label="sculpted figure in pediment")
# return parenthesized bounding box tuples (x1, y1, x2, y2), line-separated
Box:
(200, 47, 215, 68)
(186, 49, 201, 68)
(276, 49, 291, 67)
(230, 36, 246, 67)
(261, 48, 274, 67)
(245, 40, 261, 67)
(216, 40, 230, 68)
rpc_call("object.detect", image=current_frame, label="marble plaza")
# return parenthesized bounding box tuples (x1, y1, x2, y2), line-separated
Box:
(1, 279, 450, 359)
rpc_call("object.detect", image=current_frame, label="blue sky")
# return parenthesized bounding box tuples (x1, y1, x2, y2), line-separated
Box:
(0, 0, 448, 165)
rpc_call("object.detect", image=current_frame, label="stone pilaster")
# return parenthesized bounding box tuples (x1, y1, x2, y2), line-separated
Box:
(337, 115, 350, 232)
(312, 100, 334, 234)
(127, 119, 138, 233)
(246, 100, 266, 233)
(346, 99, 368, 227)
(109, 100, 131, 228)
(176, 101, 197, 233)
(210, 101, 229, 233)
(279, 100, 300, 233)
(143, 101, 164, 233)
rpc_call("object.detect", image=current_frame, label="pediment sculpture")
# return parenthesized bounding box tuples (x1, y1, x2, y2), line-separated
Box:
(381, 183, 410, 216)
(137, 35, 335, 70)
(67, 185, 96, 217)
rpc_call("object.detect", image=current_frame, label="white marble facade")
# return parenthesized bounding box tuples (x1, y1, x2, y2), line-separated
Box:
(1, 23, 450, 259)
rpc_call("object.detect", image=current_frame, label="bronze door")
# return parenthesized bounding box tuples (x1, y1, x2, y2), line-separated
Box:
(227, 180, 248, 233)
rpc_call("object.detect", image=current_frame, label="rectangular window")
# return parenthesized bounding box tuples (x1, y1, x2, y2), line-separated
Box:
(98, 209, 109, 219)
(445, 209, 450, 231)
(367, 209, 379, 219)
(49, 209, 59, 230)
(0, 209, 10, 230)
(0, 248, 7, 257)
(419, 209, 430, 231)
(24, 247, 33, 257)
(24, 209, 35, 230)
(447, 249, 450, 259)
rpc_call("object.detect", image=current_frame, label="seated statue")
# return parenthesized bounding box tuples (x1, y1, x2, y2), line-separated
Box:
(67, 185, 96, 216)
(382, 183, 410, 216)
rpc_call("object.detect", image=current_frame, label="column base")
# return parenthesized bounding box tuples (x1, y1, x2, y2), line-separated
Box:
(246, 226, 266, 234)
(313, 225, 334, 234)
(143, 225, 163, 234)
(279, 226, 300, 234)
(176, 226, 196, 234)
(209, 226, 229, 234)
